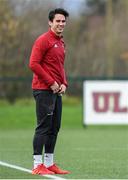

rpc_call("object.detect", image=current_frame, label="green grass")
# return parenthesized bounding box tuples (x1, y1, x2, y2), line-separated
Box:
(0, 98, 82, 129)
(0, 99, 128, 179)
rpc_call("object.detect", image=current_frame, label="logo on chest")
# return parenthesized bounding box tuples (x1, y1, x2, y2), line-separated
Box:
(54, 44, 58, 48)
(54, 44, 65, 48)
(53, 43, 65, 54)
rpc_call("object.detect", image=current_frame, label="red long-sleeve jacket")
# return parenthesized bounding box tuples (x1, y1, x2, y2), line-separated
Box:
(29, 29, 68, 90)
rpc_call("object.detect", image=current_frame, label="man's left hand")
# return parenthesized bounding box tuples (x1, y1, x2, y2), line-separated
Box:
(58, 84, 66, 94)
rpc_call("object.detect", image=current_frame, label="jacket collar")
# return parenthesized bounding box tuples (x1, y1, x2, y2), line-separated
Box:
(48, 29, 63, 40)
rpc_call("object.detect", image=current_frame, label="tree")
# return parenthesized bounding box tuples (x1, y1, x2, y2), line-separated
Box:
(0, 0, 58, 102)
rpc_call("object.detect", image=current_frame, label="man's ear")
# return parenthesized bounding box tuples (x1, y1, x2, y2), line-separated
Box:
(48, 21, 52, 26)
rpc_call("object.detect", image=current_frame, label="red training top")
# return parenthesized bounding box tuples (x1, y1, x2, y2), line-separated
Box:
(29, 29, 68, 90)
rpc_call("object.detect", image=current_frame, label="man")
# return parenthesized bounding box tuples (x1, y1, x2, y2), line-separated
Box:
(29, 8, 70, 175)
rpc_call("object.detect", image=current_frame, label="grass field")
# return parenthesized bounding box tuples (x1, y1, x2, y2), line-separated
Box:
(0, 99, 128, 179)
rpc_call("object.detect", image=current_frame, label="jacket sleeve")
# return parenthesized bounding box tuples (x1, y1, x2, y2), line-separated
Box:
(29, 37, 55, 86)
(62, 68, 68, 87)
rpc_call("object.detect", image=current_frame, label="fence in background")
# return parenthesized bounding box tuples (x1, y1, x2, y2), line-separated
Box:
(0, 76, 83, 103)
(0, 76, 128, 103)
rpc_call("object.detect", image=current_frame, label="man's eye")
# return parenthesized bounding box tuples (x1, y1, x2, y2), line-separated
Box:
(56, 20, 66, 23)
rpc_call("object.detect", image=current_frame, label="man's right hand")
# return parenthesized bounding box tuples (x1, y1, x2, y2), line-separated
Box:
(50, 81, 60, 93)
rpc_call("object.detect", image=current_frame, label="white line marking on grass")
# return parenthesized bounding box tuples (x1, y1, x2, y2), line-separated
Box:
(0, 161, 66, 180)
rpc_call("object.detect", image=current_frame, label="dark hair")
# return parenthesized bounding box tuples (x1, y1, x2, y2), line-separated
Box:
(48, 8, 69, 22)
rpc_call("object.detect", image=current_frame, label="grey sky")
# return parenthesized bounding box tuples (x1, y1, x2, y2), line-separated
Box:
(54, 0, 86, 16)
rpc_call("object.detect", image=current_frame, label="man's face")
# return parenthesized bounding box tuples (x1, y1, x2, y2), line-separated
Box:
(49, 14, 66, 36)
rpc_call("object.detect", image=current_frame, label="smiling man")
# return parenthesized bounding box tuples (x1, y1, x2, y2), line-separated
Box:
(29, 8, 70, 175)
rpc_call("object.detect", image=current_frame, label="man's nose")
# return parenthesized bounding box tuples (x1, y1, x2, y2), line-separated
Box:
(59, 22, 63, 25)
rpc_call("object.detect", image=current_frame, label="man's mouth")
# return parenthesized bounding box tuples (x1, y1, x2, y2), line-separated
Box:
(58, 26, 64, 29)
(58, 27, 63, 31)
